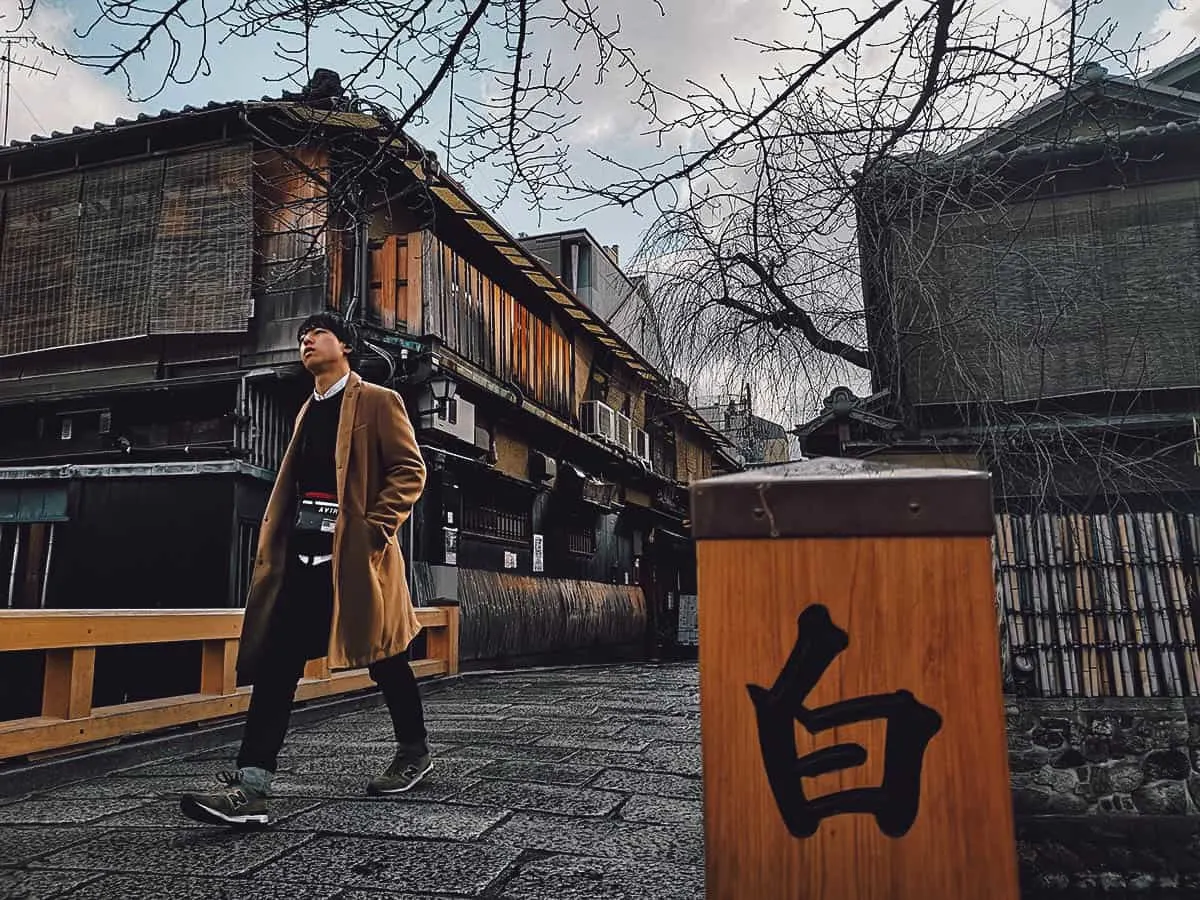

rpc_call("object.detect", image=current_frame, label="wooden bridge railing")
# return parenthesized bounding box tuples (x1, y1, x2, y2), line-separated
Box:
(0, 604, 460, 761)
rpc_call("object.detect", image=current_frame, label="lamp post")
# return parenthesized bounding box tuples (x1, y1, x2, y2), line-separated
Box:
(427, 373, 458, 418)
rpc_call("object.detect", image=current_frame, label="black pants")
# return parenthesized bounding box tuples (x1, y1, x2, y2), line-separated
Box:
(237, 556, 427, 773)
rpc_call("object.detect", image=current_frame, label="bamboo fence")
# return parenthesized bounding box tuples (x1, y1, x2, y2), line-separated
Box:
(995, 511, 1200, 697)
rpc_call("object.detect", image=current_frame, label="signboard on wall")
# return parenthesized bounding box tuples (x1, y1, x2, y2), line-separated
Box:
(504, 551, 518, 569)
(533, 534, 544, 572)
(443, 528, 458, 566)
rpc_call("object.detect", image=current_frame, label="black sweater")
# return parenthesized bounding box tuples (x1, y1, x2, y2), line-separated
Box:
(291, 389, 344, 555)
(295, 390, 343, 499)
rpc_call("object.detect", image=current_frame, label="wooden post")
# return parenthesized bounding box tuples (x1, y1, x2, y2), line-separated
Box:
(691, 458, 1018, 900)
(427, 600, 461, 676)
(42, 647, 95, 720)
(303, 657, 331, 681)
(200, 638, 239, 696)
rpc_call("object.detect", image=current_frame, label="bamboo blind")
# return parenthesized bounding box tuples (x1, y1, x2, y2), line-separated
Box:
(0, 145, 253, 358)
(895, 181, 1200, 405)
(995, 511, 1200, 698)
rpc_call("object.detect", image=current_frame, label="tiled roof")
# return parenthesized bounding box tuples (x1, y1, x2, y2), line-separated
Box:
(874, 117, 1200, 178)
(3, 97, 400, 151)
(6, 99, 246, 149)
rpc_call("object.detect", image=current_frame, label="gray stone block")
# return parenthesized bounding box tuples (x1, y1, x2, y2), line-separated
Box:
(114, 759, 241, 778)
(502, 702, 602, 718)
(0, 868, 98, 899)
(355, 775, 484, 803)
(498, 853, 705, 900)
(643, 743, 703, 776)
(288, 754, 488, 780)
(282, 799, 507, 839)
(500, 719, 631, 737)
(254, 835, 520, 894)
(423, 701, 514, 716)
(618, 724, 699, 744)
(279, 734, 407, 751)
(426, 715, 525, 732)
(597, 698, 690, 716)
(0, 826, 97, 865)
(57, 874, 345, 899)
(440, 743, 577, 763)
(565, 744, 702, 777)
(0, 799, 148, 826)
(38, 777, 197, 800)
(293, 723, 397, 740)
(619, 795, 704, 828)
(472, 760, 603, 787)
(433, 729, 545, 746)
(94, 798, 322, 829)
(487, 811, 703, 865)
(536, 735, 652, 753)
(591, 769, 702, 800)
(30, 828, 310, 876)
(1132, 780, 1189, 814)
(449, 779, 624, 817)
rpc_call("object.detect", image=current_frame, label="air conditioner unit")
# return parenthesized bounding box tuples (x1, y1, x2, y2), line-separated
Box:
(634, 428, 652, 463)
(614, 413, 632, 451)
(432, 397, 476, 445)
(580, 401, 616, 443)
(530, 451, 558, 482)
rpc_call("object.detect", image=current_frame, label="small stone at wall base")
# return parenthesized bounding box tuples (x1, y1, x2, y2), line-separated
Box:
(1131, 781, 1189, 815)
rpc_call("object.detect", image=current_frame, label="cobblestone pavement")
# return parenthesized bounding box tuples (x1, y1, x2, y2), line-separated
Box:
(0, 663, 703, 899)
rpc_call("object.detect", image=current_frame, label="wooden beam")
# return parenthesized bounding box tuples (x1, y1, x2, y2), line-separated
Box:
(0, 658, 447, 760)
(0, 606, 452, 652)
(0, 610, 241, 652)
(41, 647, 95, 720)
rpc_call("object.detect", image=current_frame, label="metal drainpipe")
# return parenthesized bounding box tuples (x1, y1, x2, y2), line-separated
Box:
(39, 523, 55, 608)
(6, 528, 20, 608)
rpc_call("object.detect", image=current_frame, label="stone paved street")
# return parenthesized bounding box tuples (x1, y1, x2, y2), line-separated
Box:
(0, 663, 704, 899)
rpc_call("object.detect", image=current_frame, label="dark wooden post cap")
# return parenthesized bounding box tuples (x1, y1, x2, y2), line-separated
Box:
(690, 457, 993, 540)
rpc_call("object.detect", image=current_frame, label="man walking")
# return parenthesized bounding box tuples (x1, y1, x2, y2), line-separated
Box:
(180, 312, 432, 826)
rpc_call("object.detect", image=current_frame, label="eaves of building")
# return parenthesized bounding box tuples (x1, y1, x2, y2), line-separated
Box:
(0, 97, 740, 472)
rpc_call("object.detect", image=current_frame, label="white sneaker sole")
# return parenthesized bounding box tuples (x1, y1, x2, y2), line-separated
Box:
(369, 758, 434, 795)
(180, 795, 270, 827)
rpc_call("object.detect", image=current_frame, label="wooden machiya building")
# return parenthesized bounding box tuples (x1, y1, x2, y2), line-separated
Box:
(0, 73, 738, 716)
(798, 53, 1200, 702)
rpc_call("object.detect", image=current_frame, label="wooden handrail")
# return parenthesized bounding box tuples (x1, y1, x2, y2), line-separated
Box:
(0, 605, 460, 761)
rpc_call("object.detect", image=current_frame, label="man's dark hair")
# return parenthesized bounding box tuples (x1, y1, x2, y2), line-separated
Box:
(297, 311, 354, 351)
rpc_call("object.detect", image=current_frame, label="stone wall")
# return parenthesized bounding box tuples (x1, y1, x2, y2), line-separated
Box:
(1010, 696, 1200, 895)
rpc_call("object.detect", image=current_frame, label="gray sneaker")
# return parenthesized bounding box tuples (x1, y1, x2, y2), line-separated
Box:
(180, 771, 270, 827)
(367, 748, 433, 795)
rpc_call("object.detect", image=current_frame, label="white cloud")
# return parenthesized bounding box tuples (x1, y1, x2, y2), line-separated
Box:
(1146, 2, 1200, 69)
(0, 0, 133, 144)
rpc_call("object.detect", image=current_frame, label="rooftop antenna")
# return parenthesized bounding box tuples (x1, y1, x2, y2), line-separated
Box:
(1, 36, 56, 146)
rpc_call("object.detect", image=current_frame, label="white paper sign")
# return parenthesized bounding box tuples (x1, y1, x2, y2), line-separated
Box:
(533, 534, 544, 573)
(504, 550, 518, 569)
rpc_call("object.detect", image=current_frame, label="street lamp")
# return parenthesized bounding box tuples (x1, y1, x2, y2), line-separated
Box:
(428, 373, 458, 416)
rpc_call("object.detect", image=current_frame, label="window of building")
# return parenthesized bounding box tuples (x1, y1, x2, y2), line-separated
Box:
(567, 525, 597, 556)
(462, 501, 531, 545)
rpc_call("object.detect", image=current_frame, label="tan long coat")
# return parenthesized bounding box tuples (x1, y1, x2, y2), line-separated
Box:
(237, 372, 427, 678)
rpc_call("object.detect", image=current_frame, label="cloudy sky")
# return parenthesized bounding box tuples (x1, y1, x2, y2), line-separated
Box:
(4, 0, 1194, 246)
